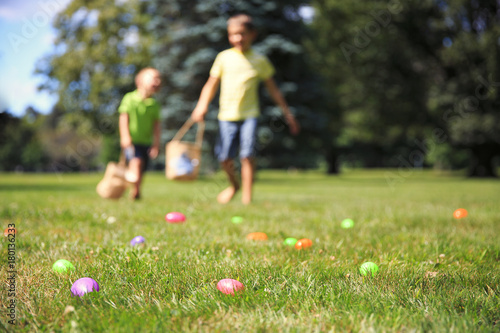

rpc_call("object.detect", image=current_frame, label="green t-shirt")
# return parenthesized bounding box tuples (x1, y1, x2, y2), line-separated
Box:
(118, 90, 160, 145)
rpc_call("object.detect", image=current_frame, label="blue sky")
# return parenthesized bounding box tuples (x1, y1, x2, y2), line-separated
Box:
(0, 0, 71, 117)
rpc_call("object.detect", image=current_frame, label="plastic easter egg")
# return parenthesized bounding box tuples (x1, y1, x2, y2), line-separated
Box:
(295, 238, 313, 250)
(52, 259, 75, 274)
(71, 277, 99, 297)
(283, 237, 298, 246)
(453, 208, 468, 219)
(341, 218, 354, 229)
(165, 212, 186, 223)
(3, 227, 16, 237)
(130, 235, 145, 246)
(217, 279, 245, 295)
(359, 262, 379, 277)
(231, 216, 243, 224)
(246, 232, 268, 240)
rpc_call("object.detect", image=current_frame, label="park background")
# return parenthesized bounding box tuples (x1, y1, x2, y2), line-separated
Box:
(1, 0, 499, 177)
(1, 1, 500, 332)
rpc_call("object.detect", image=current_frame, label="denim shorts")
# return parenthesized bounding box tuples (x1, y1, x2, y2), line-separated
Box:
(215, 118, 257, 162)
(124, 144, 150, 170)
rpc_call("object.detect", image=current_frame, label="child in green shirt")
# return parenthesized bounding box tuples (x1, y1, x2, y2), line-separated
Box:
(118, 67, 162, 200)
(191, 14, 299, 205)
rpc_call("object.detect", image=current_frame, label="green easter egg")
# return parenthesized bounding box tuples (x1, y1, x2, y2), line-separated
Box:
(52, 259, 75, 273)
(231, 216, 243, 224)
(359, 262, 379, 277)
(283, 237, 298, 246)
(341, 218, 354, 229)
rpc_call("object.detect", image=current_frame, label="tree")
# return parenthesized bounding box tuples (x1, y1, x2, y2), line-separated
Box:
(309, 0, 500, 176)
(39, 0, 335, 171)
(309, 0, 444, 168)
(148, 0, 329, 170)
(38, 109, 102, 172)
(37, 0, 154, 167)
(0, 109, 50, 171)
(0, 111, 25, 171)
(428, 0, 500, 177)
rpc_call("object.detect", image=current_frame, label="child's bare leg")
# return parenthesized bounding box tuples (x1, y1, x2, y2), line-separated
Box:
(217, 159, 240, 204)
(128, 157, 142, 199)
(241, 157, 254, 205)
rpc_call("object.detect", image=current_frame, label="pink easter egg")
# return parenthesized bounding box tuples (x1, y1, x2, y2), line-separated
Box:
(165, 212, 186, 223)
(216, 279, 245, 295)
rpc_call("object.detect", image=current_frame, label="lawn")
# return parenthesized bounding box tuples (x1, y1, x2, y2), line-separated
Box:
(1, 170, 499, 332)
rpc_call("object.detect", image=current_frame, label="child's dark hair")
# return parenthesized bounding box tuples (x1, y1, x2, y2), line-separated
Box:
(227, 14, 255, 31)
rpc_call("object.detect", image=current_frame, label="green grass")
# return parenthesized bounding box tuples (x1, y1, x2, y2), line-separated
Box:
(1, 170, 499, 332)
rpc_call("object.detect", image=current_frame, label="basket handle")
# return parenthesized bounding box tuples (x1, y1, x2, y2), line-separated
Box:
(171, 118, 205, 147)
(118, 150, 126, 166)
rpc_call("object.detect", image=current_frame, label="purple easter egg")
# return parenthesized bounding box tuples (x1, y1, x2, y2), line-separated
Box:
(71, 277, 100, 297)
(165, 212, 186, 223)
(130, 235, 145, 246)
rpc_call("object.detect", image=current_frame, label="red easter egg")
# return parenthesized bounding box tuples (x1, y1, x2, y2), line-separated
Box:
(165, 212, 186, 223)
(217, 279, 245, 295)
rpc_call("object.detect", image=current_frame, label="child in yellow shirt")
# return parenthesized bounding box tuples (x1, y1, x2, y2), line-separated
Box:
(191, 14, 299, 204)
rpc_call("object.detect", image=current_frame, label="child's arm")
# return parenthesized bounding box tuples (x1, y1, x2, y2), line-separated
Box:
(149, 120, 161, 159)
(119, 113, 133, 148)
(264, 78, 300, 135)
(191, 76, 221, 122)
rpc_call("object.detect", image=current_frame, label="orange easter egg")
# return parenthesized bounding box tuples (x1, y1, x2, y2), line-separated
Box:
(453, 208, 468, 219)
(295, 238, 313, 250)
(4, 227, 16, 237)
(246, 232, 268, 241)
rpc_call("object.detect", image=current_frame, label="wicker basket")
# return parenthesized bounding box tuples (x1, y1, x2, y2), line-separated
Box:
(166, 119, 204, 181)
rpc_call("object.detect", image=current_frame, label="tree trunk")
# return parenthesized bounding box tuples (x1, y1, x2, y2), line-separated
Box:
(326, 146, 340, 175)
(467, 144, 499, 178)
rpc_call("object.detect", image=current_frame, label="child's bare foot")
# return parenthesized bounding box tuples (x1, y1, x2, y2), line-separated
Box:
(241, 194, 251, 205)
(129, 191, 140, 201)
(217, 186, 239, 204)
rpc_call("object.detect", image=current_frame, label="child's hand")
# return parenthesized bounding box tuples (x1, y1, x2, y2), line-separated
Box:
(286, 114, 300, 135)
(191, 106, 207, 122)
(149, 146, 159, 159)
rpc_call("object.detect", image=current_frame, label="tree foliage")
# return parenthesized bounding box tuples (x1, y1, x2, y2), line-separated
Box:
(309, 0, 500, 176)
(32, 0, 499, 175)
(429, 0, 500, 176)
(36, 0, 154, 167)
(0, 109, 49, 171)
(37, 0, 330, 171)
(148, 0, 329, 169)
(309, 0, 444, 167)
(38, 0, 153, 116)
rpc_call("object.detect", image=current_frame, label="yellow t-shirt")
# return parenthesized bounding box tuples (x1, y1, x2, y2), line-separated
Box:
(210, 48, 275, 121)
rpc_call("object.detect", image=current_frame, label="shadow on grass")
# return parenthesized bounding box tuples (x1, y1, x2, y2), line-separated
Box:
(0, 184, 89, 192)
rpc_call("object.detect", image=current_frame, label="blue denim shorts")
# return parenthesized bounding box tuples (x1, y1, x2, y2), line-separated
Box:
(215, 118, 257, 162)
(124, 144, 150, 170)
